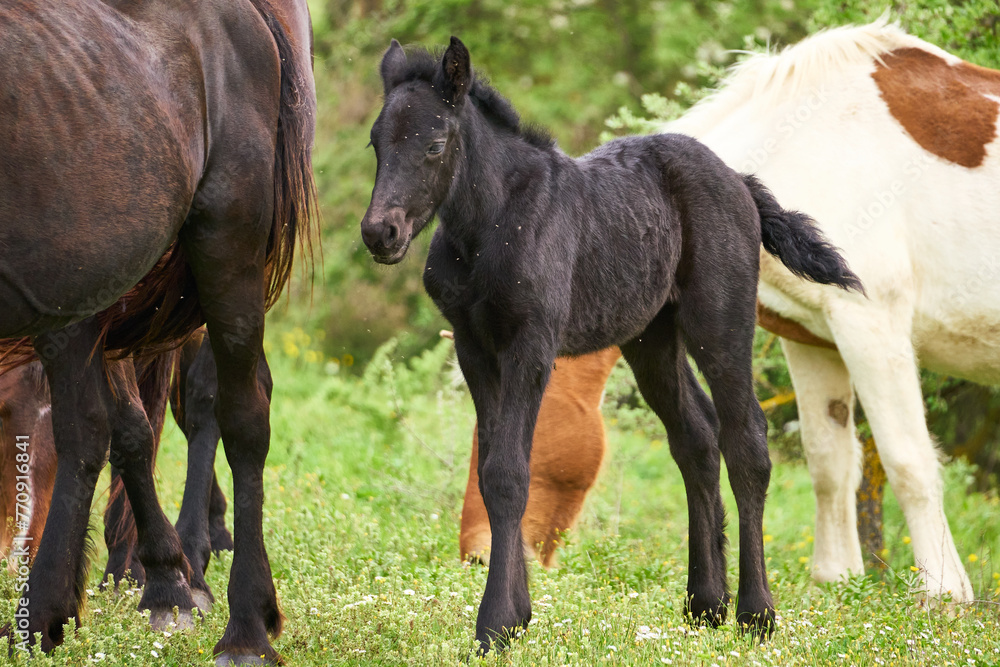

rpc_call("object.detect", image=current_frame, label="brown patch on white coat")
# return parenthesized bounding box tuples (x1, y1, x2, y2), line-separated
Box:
(872, 47, 1000, 168)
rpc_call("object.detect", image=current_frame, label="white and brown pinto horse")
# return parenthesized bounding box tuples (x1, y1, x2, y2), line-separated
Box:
(460, 19, 997, 603)
(669, 18, 1000, 602)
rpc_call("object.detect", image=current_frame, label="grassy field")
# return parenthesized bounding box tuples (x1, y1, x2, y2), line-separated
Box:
(1, 326, 999, 666)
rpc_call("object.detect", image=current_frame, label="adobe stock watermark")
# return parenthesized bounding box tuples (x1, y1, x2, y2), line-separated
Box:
(739, 86, 831, 174)
(844, 153, 935, 242)
(11, 434, 32, 652)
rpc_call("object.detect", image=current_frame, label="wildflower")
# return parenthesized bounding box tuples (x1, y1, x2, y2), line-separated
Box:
(403, 589, 415, 595)
(968, 554, 979, 563)
(903, 536, 912, 544)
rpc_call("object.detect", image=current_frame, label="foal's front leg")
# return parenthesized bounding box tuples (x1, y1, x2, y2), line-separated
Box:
(457, 333, 554, 652)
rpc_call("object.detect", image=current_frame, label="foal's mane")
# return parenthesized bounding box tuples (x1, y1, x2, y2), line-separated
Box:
(394, 47, 555, 149)
(668, 16, 955, 136)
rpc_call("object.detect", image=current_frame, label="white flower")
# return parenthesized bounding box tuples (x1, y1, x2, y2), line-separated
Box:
(628, 591, 639, 598)
(430, 513, 439, 521)
(465, 605, 474, 612)
(341, 493, 351, 500)
(151, 650, 159, 658)
(86, 589, 95, 596)
(153, 641, 163, 649)
(403, 589, 415, 596)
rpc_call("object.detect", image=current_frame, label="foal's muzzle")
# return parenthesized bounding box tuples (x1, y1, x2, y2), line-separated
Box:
(361, 206, 412, 264)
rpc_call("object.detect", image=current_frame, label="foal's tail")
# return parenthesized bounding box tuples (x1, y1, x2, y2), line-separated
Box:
(743, 174, 865, 293)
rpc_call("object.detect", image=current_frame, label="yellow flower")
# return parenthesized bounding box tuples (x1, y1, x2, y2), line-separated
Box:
(902, 536, 911, 544)
(763, 534, 773, 543)
(910, 566, 920, 572)
(968, 554, 979, 563)
(798, 556, 809, 564)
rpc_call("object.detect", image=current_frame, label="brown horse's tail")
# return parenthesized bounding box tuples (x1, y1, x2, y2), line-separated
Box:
(249, 0, 319, 309)
(105, 348, 181, 552)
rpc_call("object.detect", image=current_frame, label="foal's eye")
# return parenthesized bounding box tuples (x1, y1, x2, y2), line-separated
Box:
(427, 141, 446, 156)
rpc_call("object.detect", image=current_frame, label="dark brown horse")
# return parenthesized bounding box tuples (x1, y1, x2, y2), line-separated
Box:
(0, 0, 315, 663)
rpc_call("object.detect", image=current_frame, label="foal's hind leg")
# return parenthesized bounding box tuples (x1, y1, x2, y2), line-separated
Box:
(7, 318, 112, 652)
(680, 300, 775, 634)
(620, 308, 729, 626)
(106, 359, 197, 631)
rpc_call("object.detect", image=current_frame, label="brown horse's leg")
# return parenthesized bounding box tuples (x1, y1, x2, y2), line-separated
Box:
(102, 469, 145, 589)
(6, 318, 111, 652)
(106, 358, 197, 630)
(181, 198, 281, 665)
(174, 333, 234, 612)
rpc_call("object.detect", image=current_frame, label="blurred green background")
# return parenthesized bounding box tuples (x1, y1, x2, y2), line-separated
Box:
(275, 0, 1000, 484)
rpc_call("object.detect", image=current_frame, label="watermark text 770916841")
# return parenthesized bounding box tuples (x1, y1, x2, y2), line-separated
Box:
(12, 434, 32, 651)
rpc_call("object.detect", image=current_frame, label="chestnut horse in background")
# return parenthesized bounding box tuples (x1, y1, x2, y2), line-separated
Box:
(0, 1, 315, 663)
(460, 348, 620, 567)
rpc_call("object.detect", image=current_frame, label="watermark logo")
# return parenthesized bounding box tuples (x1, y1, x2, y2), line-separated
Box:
(12, 434, 31, 651)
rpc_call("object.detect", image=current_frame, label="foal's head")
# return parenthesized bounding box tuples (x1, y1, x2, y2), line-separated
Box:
(361, 37, 472, 264)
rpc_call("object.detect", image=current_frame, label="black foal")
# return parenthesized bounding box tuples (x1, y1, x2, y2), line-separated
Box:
(361, 38, 863, 652)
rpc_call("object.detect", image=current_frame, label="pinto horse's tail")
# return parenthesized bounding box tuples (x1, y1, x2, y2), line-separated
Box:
(743, 174, 865, 293)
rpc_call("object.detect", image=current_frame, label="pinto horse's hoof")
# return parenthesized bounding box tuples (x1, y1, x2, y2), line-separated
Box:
(148, 607, 195, 632)
(191, 589, 214, 614)
(215, 651, 281, 666)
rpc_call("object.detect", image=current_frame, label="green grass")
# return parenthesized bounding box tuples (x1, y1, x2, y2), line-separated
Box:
(2, 328, 1000, 665)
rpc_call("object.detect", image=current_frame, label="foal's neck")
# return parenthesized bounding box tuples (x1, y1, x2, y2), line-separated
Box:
(438, 111, 556, 250)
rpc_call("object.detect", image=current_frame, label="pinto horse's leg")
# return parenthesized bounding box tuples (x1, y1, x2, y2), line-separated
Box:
(8, 318, 111, 652)
(620, 308, 729, 626)
(780, 340, 864, 583)
(106, 359, 197, 631)
(174, 335, 228, 612)
(679, 293, 774, 634)
(826, 307, 973, 602)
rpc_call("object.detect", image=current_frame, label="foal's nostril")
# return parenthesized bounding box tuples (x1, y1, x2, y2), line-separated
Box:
(361, 224, 383, 250)
(384, 222, 399, 246)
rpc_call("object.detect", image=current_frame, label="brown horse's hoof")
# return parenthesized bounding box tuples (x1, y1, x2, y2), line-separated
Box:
(148, 607, 195, 632)
(191, 589, 214, 614)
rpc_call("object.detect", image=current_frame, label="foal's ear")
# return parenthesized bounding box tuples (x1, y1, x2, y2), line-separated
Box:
(438, 36, 471, 105)
(381, 39, 408, 94)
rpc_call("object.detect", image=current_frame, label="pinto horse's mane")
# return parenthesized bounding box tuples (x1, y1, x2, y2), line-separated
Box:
(670, 17, 954, 136)
(392, 46, 555, 149)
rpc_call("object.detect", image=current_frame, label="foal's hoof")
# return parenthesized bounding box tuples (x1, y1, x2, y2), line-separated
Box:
(685, 594, 729, 628)
(148, 607, 195, 632)
(215, 651, 280, 666)
(191, 589, 214, 614)
(736, 605, 776, 640)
